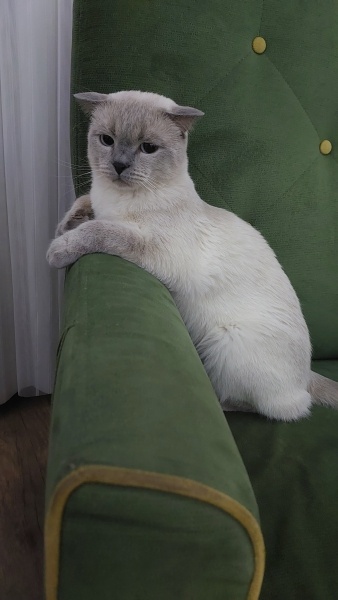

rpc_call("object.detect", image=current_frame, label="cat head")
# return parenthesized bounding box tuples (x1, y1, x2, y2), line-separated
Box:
(74, 90, 204, 189)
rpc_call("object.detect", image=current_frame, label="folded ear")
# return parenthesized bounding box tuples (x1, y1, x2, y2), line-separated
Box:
(74, 92, 109, 115)
(165, 105, 204, 133)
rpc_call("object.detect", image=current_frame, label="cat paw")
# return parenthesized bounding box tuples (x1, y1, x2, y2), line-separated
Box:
(56, 195, 94, 236)
(56, 207, 94, 236)
(46, 233, 78, 269)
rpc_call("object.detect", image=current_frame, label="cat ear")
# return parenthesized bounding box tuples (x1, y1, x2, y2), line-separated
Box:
(74, 92, 109, 115)
(165, 105, 204, 133)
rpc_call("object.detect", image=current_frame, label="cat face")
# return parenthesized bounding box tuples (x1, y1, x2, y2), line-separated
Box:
(75, 91, 204, 190)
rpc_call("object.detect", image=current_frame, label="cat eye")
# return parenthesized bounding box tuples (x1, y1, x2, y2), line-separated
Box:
(140, 142, 159, 154)
(99, 134, 114, 146)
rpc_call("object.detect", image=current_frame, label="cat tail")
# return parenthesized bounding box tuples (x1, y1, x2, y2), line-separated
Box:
(309, 371, 338, 408)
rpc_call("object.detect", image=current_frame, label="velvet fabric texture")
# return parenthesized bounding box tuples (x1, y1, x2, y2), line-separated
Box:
(46, 256, 264, 600)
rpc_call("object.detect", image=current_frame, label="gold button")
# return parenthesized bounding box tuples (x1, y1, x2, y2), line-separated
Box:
(319, 140, 332, 155)
(252, 36, 267, 54)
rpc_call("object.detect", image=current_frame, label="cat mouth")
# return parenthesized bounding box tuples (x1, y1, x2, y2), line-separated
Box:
(114, 177, 132, 186)
(114, 174, 142, 188)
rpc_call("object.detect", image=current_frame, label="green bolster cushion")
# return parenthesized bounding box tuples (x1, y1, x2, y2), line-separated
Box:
(45, 254, 265, 600)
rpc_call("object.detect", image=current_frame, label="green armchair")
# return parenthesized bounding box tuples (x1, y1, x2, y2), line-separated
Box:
(45, 1, 338, 599)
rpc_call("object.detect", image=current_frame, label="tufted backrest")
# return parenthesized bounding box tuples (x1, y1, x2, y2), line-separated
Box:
(72, 0, 338, 359)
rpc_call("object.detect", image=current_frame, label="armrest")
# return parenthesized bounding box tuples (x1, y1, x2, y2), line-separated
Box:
(45, 254, 264, 600)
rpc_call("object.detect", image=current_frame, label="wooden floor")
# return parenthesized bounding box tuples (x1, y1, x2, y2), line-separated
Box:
(0, 394, 51, 600)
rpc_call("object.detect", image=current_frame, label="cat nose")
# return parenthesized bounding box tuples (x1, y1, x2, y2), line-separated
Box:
(113, 161, 129, 175)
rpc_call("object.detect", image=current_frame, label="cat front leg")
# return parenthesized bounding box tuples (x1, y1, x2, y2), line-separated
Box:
(47, 219, 146, 269)
(55, 195, 94, 237)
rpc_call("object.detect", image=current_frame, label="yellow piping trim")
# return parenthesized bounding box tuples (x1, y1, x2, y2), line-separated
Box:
(45, 466, 265, 600)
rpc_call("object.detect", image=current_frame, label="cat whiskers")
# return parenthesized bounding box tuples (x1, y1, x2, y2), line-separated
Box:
(56, 159, 90, 170)
(138, 179, 162, 199)
(132, 172, 167, 203)
(56, 160, 113, 180)
(76, 169, 112, 182)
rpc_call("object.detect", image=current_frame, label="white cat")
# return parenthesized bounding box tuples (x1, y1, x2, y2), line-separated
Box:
(47, 90, 338, 421)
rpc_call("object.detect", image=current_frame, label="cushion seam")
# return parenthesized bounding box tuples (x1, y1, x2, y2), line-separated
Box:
(189, 160, 232, 210)
(265, 55, 321, 139)
(258, 0, 265, 36)
(260, 154, 319, 215)
(193, 51, 252, 107)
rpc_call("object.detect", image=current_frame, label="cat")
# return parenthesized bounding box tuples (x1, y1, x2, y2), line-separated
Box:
(47, 90, 338, 421)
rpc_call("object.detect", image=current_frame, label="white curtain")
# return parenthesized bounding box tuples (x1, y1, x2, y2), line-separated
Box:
(0, 0, 75, 404)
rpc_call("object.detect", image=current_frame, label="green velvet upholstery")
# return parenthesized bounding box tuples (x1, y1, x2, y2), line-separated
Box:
(45, 256, 264, 600)
(72, 0, 338, 359)
(46, 0, 338, 598)
(228, 361, 338, 600)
